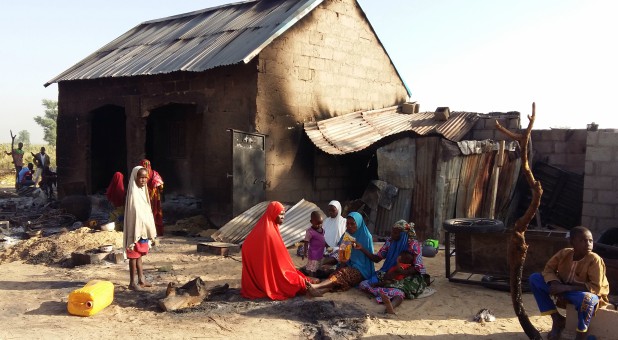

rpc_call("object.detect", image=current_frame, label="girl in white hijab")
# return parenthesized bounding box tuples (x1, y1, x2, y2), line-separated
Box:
(123, 166, 158, 290)
(323, 200, 347, 253)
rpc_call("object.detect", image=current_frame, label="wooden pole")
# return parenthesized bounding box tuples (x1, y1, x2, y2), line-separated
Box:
(488, 140, 505, 219)
(496, 103, 543, 339)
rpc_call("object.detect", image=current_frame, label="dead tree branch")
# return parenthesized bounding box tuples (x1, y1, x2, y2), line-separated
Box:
(10, 130, 16, 158)
(495, 102, 543, 339)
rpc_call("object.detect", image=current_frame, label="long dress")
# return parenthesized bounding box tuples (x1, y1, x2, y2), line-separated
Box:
(241, 201, 308, 300)
(323, 200, 347, 249)
(359, 221, 427, 303)
(140, 159, 164, 236)
(326, 212, 375, 291)
(123, 166, 157, 253)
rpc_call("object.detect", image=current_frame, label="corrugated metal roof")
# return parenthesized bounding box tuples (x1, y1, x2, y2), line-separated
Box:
(304, 106, 480, 155)
(211, 199, 324, 247)
(45, 0, 325, 86)
(45, 0, 412, 96)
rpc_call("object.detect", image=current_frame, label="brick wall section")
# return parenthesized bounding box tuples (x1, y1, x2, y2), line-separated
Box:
(255, 0, 409, 203)
(469, 115, 588, 175)
(314, 153, 348, 206)
(581, 131, 618, 235)
(468, 114, 521, 141)
(530, 129, 588, 175)
(312, 151, 372, 210)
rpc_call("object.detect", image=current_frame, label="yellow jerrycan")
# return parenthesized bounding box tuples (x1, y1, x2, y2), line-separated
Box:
(67, 280, 114, 316)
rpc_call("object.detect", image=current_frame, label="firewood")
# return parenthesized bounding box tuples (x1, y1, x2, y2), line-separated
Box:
(159, 277, 229, 312)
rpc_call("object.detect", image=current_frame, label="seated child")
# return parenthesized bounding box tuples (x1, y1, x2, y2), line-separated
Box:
(302, 211, 326, 277)
(528, 226, 610, 340)
(360, 251, 416, 314)
(18, 163, 35, 188)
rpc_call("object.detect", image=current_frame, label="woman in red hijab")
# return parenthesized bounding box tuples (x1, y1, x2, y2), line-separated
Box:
(106, 172, 125, 231)
(140, 159, 164, 236)
(241, 201, 320, 300)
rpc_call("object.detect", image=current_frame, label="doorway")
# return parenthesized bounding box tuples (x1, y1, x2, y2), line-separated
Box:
(145, 103, 200, 195)
(90, 105, 127, 194)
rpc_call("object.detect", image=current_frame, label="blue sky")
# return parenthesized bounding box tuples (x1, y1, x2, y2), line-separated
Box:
(1, 0, 617, 143)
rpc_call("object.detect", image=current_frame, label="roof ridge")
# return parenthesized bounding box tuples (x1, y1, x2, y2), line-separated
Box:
(141, 0, 259, 25)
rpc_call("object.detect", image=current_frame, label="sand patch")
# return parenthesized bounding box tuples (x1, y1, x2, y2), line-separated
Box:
(0, 227, 123, 265)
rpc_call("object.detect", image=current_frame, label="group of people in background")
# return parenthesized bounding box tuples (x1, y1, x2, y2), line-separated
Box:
(5, 144, 56, 197)
(105, 159, 164, 291)
(240, 200, 428, 314)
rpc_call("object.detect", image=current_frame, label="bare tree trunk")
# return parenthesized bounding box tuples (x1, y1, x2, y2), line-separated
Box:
(495, 103, 542, 339)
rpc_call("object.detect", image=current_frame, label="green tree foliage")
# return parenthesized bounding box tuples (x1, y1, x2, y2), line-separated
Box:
(34, 99, 58, 146)
(16, 130, 30, 146)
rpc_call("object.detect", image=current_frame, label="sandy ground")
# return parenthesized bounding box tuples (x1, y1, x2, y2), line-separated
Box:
(0, 231, 558, 340)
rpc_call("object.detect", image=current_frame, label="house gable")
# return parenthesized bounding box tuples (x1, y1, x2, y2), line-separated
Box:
(253, 0, 409, 202)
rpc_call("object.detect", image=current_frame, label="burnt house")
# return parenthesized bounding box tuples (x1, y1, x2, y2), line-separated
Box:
(45, 0, 410, 223)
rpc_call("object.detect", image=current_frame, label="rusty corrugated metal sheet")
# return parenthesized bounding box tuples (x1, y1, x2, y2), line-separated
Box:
(412, 137, 440, 240)
(455, 153, 494, 217)
(453, 145, 521, 219)
(435, 152, 463, 240)
(366, 138, 522, 241)
(495, 155, 521, 221)
(211, 199, 323, 247)
(371, 137, 522, 242)
(304, 106, 480, 155)
(46, 0, 325, 86)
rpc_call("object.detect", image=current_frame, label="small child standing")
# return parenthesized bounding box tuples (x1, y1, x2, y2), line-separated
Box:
(302, 211, 326, 277)
(123, 166, 158, 291)
(529, 226, 609, 340)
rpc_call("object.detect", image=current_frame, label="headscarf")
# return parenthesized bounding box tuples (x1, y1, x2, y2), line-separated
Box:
(393, 219, 417, 240)
(379, 219, 416, 273)
(241, 201, 308, 300)
(323, 200, 346, 248)
(140, 159, 164, 188)
(105, 172, 125, 208)
(123, 166, 157, 250)
(345, 212, 375, 280)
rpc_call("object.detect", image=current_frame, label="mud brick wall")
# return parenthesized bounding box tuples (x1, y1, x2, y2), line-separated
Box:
(256, 0, 408, 203)
(311, 151, 373, 211)
(581, 131, 618, 235)
(57, 63, 258, 221)
(313, 153, 350, 209)
(530, 129, 588, 175)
